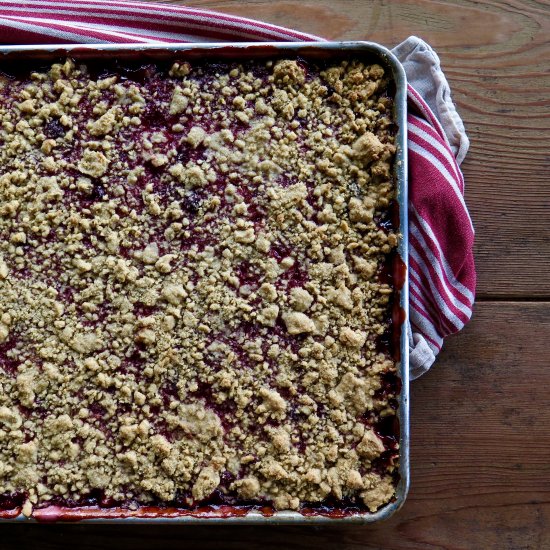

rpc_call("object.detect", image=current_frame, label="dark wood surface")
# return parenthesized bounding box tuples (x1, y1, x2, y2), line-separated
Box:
(3, 1, 550, 548)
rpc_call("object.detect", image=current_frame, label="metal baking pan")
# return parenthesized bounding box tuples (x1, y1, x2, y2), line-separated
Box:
(0, 41, 409, 524)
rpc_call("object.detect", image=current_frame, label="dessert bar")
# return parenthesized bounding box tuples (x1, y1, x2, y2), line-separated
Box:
(0, 53, 401, 518)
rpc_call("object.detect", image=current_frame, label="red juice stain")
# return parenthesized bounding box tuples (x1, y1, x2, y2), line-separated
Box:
(283, 265, 308, 289)
(177, 143, 206, 165)
(233, 260, 259, 288)
(0, 339, 19, 375)
(247, 202, 266, 224)
(160, 379, 179, 405)
(133, 302, 157, 317)
(376, 250, 406, 360)
(269, 240, 292, 262)
(88, 402, 106, 418)
(374, 413, 400, 451)
(259, 506, 275, 517)
(374, 371, 402, 400)
(116, 402, 132, 416)
(299, 496, 365, 517)
(0, 491, 26, 512)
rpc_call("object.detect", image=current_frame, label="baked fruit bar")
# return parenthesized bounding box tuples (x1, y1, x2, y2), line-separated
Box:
(0, 55, 400, 518)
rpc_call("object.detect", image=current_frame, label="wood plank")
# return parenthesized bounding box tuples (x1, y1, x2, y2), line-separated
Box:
(2, 302, 548, 548)
(145, 0, 550, 298)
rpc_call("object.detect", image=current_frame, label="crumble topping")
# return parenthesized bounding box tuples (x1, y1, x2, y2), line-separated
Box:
(0, 57, 400, 515)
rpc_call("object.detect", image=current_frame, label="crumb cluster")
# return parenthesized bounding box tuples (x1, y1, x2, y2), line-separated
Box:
(0, 56, 400, 516)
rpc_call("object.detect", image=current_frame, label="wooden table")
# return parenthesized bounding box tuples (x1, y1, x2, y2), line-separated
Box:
(4, 1, 550, 548)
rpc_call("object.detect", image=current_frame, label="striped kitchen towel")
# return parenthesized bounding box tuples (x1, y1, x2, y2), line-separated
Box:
(0, 0, 476, 378)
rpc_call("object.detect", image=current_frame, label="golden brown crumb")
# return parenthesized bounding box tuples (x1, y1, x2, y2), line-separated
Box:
(0, 56, 399, 515)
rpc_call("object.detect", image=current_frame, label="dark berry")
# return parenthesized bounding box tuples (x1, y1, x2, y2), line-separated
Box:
(182, 191, 202, 214)
(44, 120, 65, 139)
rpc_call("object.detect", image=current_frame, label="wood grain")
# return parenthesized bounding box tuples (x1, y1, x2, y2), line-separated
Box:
(149, 0, 550, 298)
(3, 302, 549, 548)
